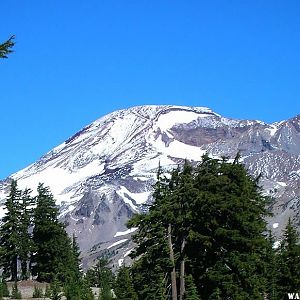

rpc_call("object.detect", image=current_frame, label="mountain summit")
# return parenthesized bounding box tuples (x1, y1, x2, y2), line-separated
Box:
(1, 105, 299, 268)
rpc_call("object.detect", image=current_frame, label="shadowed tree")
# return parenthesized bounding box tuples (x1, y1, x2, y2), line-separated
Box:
(0, 36, 15, 58)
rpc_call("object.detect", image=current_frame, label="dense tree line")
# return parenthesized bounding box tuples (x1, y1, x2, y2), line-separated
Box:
(0, 180, 95, 299)
(0, 180, 79, 283)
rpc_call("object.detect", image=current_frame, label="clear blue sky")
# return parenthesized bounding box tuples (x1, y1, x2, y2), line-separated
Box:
(0, 0, 300, 179)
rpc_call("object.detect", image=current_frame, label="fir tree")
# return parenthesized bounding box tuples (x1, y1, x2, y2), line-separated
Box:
(19, 188, 35, 280)
(70, 233, 82, 280)
(50, 278, 61, 300)
(0, 180, 22, 281)
(276, 218, 300, 299)
(85, 258, 114, 289)
(79, 278, 94, 300)
(184, 275, 200, 300)
(128, 165, 175, 299)
(264, 232, 279, 300)
(31, 183, 76, 282)
(187, 155, 269, 299)
(114, 266, 138, 300)
(0, 36, 15, 59)
(128, 154, 270, 299)
(1, 280, 9, 297)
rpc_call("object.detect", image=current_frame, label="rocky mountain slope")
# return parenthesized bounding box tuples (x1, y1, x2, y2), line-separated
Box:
(0, 105, 299, 269)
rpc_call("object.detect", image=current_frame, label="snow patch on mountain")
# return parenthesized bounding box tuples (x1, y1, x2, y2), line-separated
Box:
(107, 239, 128, 249)
(114, 228, 138, 237)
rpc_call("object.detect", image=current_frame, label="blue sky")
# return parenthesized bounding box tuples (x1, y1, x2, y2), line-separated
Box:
(0, 0, 300, 179)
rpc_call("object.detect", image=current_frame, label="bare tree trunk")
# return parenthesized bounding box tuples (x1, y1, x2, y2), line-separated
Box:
(179, 237, 186, 300)
(168, 223, 177, 300)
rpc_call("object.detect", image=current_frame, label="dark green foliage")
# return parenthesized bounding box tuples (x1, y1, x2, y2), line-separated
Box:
(114, 266, 138, 300)
(11, 281, 22, 299)
(276, 218, 300, 299)
(98, 281, 112, 300)
(1, 280, 9, 297)
(63, 277, 94, 300)
(19, 188, 35, 280)
(32, 286, 43, 298)
(44, 285, 51, 298)
(184, 275, 200, 300)
(0, 180, 35, 281)
(85, 258, 114, 288)
(63, 277, 81, 300)
(0, 36, 15, 59)
(32, 183, 76, 282)
(129, 155, 271, 299)
(264, 232, 279, 300)
(0, 180, 22, 281)
(128, 165, 175, 299)
(50, 278, 61, 300)
(79, 278, 94, 300)
(71, 234, 82, 280)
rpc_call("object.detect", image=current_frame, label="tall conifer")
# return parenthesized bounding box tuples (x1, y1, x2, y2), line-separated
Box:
(0, 180, 22, 281)
(276, 218, 300, 298)
(31, 183, 75, 282)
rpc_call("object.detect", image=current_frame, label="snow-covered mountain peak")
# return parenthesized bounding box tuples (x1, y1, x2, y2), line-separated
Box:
(1, 105, 299, 269)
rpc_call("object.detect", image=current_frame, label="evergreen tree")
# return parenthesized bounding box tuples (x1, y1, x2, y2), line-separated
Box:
(79, 278, 94, 300)
(128, 154, 270, 299)
(63, 274, 93, 300)
(0, 36, 14, 59)
(19, 188, 35, 280)
(128, 165, 175, 299)
(50, 278, 61, 300)
(276, 218, 300, 299)
(264, 232, 279, 300)
(85, 258, 114, 289)
(70, 233, 82, 280)
(0, 180, 22, 281)
(114, 266, 138, 300)
(31, 183, 76, 282)
(184, 275, 200, 300)
(1, 280, 9, 297)
(186, 155, 269, 299)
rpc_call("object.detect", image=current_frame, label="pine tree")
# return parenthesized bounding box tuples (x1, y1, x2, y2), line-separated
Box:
(186, 155, 269, 299)
(0, 180, 22, 281)
(128, 164, 177, 299)
(184, 275, 201, 300)
(86, 258, 114, 288)
(114, 266, 138, 300)
(50, 278, 61, 300)
(0, 36, 14, 59)
(264, 232, 279, 300)
(31, 183, 76, 282)
(79, 278, 94, 300)
(70, 233, 82, 280)
(1, 280, 9, 297)
(128, 154, 270, 299)
(19, 188, 35, 280)
(276, 218, 300, 298)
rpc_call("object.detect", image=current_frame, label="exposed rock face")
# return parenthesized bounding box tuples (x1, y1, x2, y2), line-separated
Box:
(0, 105, 299, 269)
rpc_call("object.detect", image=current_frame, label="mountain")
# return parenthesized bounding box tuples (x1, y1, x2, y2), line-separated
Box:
(0, 105, 300, 269)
